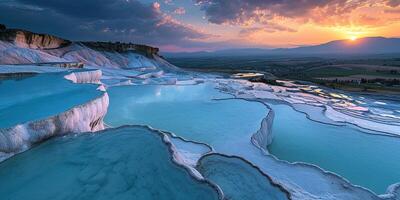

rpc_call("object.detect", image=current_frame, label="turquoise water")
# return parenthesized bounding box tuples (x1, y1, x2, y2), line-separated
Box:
(105, 83, 268, 153)
(197, 154, 289, 200)
(105, 83, 277, 199)
(0, 126, 219, 200)
(268, 103, 400, 194)
(105, 83, 400, 194)
(0, 72, 102, 128)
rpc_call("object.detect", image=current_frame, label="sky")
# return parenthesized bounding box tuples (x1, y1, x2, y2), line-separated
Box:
(0, 0, 400, 52)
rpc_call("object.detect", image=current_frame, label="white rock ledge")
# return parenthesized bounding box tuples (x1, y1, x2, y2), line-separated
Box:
(251, 109, 275, 153)
(0, 92, 109, 162)
(0, 69, 109, 162)
(64, 69, 103, 84)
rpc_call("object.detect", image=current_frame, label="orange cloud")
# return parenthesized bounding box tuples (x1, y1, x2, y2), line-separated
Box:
(197, 0, 400, 29)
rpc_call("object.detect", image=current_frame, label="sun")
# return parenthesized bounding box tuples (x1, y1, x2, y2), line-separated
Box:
(350, 36, 358, 41)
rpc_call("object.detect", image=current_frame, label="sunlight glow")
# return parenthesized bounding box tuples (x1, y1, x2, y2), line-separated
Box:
(332, 26, 369, 42)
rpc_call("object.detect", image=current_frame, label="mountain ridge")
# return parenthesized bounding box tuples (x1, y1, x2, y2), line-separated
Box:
(164, 37, 400, 58)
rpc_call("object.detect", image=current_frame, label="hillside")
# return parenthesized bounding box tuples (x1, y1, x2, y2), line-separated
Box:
(165, 37, 400, 58)
(0, 24, 159, 64)
(275, 37, 400, 55)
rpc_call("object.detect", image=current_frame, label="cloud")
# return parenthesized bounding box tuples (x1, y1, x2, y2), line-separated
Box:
(385, 8, 400, 13)
(173, 7, 186, 15)
(239, 24, 296, 36)
(196, 0, 400, 27)
(386, 0, 400, 7)
(196, 0, 343, 24)
(164, 0, 173, 5)
(0, 0, 210, 48)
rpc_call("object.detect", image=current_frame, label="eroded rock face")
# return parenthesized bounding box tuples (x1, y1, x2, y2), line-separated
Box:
(251, 109, 275, 153)
(0, 26, 163, 67)
(0, 29, 70, 49)
(82, 41, 159, 58)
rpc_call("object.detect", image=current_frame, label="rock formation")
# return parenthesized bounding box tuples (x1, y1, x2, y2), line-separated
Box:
(251, 109, 275, 153)
(0, 27, 70, 49)
(0, 26, 160, 65)
(82, 41, 159, 58)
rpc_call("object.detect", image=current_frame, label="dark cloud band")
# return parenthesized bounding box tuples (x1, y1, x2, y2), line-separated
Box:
(0, 0, 208, 48)
(196, 0, 400, 25)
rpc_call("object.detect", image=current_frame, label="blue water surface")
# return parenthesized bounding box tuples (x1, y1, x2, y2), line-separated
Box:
(0, 72, 102, 128)
(0, 126, 220, 200)
(268, 103, 400, 194)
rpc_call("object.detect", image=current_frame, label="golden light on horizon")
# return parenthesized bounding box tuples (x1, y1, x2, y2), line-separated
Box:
(350, 36, 358, 41)
(331, 26, 369, 41)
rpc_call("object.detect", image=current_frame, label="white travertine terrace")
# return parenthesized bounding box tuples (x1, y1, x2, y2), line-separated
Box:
(214, 78, 400, 200)
(216, 78, 400, 136)
(0, 70, 109, 162)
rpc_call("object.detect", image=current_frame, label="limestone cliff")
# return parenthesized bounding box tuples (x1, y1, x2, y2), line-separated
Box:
(0, 25, 70, 49)
(0, 25, 159, 59)
(82, 41, 159, 58)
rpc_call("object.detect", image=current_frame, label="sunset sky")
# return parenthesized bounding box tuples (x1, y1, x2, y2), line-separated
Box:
(1, 0, 400, 52)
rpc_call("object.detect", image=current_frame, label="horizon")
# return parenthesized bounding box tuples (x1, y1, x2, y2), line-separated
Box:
(161, 36, 400, 53)
(1, 0, 400, 52)
(4, 23, 400, 54)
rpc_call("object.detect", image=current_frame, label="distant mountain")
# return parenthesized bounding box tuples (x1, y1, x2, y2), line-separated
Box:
(274, 37, 400, 55)
(164, 37, 400, 58)
(162, 48, 272, 58)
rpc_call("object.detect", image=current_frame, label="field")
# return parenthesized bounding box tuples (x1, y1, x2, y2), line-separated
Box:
(166, 55, 400, 94)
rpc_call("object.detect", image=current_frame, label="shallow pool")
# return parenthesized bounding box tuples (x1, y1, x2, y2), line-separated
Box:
(106, 82, 400, 195)
(0, 126, 220, 200)
(105, 83, 268, 153)
(197, 154, 290, 200)
(268, 103, 400, 194)
(105, 83, 295, 199)
(0, 72, 102, 128)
